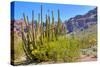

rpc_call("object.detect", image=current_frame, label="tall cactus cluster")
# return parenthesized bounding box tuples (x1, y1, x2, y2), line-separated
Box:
(13, 4, 97, 65)
(21, 5, 67, 62)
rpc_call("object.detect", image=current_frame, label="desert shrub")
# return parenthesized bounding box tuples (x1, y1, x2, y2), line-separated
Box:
(31, 36, 80, 62)
(79, 34, 97, 49)
(65, 37, 80, 62)
(13, 33, 25, 62)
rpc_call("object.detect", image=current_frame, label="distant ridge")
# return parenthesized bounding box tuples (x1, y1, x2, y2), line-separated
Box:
(65, 7, 97, 33)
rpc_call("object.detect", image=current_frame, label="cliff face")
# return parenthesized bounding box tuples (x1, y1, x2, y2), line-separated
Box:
(65, 7, 97, 33)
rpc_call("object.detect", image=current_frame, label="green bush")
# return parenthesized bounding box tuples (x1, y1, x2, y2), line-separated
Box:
(31, 36, 80, 62)
(79, 34, 97, 49)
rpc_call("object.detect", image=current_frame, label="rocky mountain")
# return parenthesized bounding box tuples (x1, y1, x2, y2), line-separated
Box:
(11, 19, 38, 36)
(12, 7, 97, 36)
(65, 7, 97, 33)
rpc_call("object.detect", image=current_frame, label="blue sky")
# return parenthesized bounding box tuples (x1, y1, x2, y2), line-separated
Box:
(11, 1, 96, 22)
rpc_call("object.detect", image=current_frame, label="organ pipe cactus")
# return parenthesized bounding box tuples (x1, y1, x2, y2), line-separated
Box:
(40, 5, 43, 44)
(21, 13, 34, 61)
(45, 14, 48, 39)
(32, 10, 37, 49)
(48, 10, 51, 41)
(51, 10, 55, 41)
(20, 5, 73, 63)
